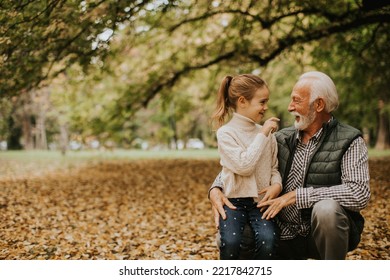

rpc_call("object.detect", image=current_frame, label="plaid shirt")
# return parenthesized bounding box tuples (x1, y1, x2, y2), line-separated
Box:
(210, 126, 371, 240)
(277, 128, 370, 240)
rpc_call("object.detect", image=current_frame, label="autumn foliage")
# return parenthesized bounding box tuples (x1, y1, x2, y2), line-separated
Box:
(0, 158, 388, 260)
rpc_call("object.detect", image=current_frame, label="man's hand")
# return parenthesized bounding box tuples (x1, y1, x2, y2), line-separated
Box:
(209, 187, 236, 229)
(257, 190, 297, 220)
(257, 184, 282, 212)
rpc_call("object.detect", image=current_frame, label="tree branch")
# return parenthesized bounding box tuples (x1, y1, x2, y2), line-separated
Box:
(140, 9, 390, 108)
(139, 50, 237, 108)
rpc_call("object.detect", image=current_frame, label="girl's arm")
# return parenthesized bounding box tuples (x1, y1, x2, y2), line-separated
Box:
(217, 129, 268, 176)
(270, 135, 282, 192)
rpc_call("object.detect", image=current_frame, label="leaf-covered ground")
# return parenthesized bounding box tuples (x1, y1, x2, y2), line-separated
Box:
(0, 158, 388, 260)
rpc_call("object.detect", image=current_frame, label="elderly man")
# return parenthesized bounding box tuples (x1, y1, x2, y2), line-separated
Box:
(209, 71, 370, 260)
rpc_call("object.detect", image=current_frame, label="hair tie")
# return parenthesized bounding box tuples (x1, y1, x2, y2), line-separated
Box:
(224, 76, 232, 105)
(226, 76, 232, 89)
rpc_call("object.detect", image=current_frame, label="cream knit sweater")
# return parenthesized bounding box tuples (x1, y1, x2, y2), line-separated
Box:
(217, 112, 282, 200)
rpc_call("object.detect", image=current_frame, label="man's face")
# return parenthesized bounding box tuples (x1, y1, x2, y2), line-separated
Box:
(288, 84, 316, 131)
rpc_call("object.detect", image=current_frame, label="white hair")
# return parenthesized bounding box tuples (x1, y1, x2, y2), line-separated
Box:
(296, 71, 339, 113)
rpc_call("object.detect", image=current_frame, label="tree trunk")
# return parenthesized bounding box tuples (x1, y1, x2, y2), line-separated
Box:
(375, 100, 390, 150)
(169, 101, 178, 150)
(7, 115, 23, 150)
(60, 123, 68, 155)
(21, 113, 34, 150)
(34, 88, 50, 150)
(18, 91, 35, 150)
(35, 110, 47, 149)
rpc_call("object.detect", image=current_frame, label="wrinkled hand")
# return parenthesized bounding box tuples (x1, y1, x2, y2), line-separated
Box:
(257, 184, 282, 212)
(257, 190, 297, 220)
(209, 188, 236, 229)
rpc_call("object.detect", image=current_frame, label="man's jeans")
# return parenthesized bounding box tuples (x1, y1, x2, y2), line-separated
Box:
(219, 198, 279, 260)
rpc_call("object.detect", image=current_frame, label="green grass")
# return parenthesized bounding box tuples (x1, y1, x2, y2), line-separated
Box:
(368, 148, 390, 158)
(0, 149, 220, 179)
(0, 148, 220, 160)
(1, 147, 389, 161)
(1, 148, 388, 179)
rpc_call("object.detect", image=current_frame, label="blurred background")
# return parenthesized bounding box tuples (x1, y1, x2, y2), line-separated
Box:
(0, 1, 389, 261)
(1, 0, 389, 155)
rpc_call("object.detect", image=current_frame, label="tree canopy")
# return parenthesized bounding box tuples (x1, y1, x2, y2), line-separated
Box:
(0, 0, 389, 150)
(0, 0, 156, 96)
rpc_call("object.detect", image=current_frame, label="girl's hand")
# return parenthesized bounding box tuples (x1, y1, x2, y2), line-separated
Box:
(209, 187, 236, 229)
(261, 117, 280, 136)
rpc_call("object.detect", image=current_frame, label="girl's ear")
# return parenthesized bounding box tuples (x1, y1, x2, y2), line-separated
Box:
(237, 96, 247, 108)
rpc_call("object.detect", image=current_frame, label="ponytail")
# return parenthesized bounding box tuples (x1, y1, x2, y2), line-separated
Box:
(212, 76, 233, 129)
(211, 74, 267, 129)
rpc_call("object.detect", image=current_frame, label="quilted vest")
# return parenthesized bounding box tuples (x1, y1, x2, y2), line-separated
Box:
(275, 118, 364, 250)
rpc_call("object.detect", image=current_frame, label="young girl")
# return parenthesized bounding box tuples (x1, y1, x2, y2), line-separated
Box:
(212, 74, 282, 260)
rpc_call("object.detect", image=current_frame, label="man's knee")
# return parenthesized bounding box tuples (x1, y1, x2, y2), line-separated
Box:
(311, 200, 350, 259)
(311, 199, 350, 235)
(312, 200, 342, 223)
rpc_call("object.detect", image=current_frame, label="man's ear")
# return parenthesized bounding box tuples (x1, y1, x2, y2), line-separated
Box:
(316, 98, 326, 112)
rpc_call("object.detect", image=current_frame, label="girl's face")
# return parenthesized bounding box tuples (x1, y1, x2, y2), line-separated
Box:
(238, 87, 270, 123)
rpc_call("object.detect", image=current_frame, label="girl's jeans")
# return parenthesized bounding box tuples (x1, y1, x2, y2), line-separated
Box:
(219, 197, 278, 260)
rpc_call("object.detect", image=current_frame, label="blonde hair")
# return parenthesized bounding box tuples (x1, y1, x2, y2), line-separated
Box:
(211, 74, 268, 129)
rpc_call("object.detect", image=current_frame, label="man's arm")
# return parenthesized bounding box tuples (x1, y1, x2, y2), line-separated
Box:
(258, 190, 297, 220)
(258, 137, 371, 219)
(296, 137, 370, 211)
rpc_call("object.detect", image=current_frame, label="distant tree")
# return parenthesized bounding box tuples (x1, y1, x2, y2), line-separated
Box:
(1, 0, 389, 101)
(0, 0, 156, 97)
(2, 0, 389, 149)
(0, 97, 13, 144)
(310, 22, 390, 149)
(115, 0, 390, 110)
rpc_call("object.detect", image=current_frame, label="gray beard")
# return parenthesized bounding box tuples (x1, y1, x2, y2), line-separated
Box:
(292, 107, 316, 131)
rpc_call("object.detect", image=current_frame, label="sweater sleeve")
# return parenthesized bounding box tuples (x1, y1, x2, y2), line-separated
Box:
(207, 171, 223, 199)
(270, 135, 282, 190)
(217, 128, 268, 176)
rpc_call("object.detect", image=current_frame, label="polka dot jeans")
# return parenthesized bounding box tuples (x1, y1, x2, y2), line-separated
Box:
(219, 197, 278, 260)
